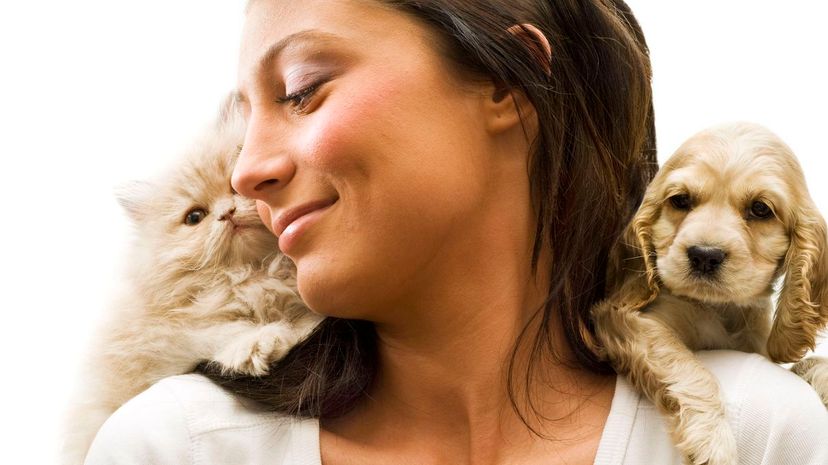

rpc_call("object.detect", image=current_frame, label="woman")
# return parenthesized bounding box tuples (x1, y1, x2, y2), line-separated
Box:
(85, 0, 827, 464)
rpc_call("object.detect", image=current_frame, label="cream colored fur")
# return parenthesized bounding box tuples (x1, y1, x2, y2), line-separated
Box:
(593, 122, 828, 465)
(792, 356, 828, 405)
(60, 99, 323, 465)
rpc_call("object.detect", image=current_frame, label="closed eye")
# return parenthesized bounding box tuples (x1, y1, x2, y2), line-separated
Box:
(276, 80, 325, 112)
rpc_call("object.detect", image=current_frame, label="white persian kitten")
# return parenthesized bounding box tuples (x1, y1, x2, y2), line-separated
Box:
(61, 100, 323, 465)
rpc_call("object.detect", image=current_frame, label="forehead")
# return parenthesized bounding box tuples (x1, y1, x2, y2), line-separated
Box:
(238, 0, 431, 83)
(661, 133, 800, 200)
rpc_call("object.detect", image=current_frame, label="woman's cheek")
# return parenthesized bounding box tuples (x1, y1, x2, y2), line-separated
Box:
(302, 79, 401, 172)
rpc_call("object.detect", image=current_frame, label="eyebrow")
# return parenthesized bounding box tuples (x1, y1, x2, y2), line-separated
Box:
(237, 30, 346, 103)
(256, 29, 343, 74)
(662, 182, 691, 197)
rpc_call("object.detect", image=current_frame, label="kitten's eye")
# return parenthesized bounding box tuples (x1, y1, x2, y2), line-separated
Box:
(184, 208, 208, 226)
(749, 201, 773, 219)
(669, 194, 692, 211)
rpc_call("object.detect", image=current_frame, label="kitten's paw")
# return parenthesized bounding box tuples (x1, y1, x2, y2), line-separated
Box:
(792, 356, 828, 407)
(212, 324, 294, 376)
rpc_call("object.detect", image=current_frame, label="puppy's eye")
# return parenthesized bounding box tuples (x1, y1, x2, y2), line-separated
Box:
(749, 201, 773, 219)
(184, 208, 208, 225)
(669, 194, 692, 211)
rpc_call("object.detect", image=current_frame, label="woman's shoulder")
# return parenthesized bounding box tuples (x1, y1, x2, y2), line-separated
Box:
(696, 349, 825, 416)
(698, 350, 828, 462)
(612, 350, 828, 465)
(84, 374, 320, 465)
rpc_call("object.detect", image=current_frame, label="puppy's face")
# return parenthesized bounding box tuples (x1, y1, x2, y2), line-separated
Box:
(643, 124, 804, 305)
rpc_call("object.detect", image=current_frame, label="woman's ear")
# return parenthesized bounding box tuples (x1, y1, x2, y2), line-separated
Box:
(767, 202, 828, 363)
(482, 23, 552, 135)
(507, 23, 552, 75)
(482, 82, 531, 135)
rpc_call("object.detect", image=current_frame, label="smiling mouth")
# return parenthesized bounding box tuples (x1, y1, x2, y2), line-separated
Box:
(275, 199, 338, 253)
(274, 198, 339, 237)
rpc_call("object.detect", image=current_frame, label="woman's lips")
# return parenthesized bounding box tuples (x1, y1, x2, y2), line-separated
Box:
(273, 198, 337, 252)
(273, 198, 338, 237)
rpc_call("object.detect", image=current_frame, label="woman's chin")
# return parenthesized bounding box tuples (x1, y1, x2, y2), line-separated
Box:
(295, 266, 375, 320)
(295, 261, 342, 315)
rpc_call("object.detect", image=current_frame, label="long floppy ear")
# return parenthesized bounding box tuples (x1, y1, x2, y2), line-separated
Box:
(767, 201, 828, 363)
(630, 181, 664, 299)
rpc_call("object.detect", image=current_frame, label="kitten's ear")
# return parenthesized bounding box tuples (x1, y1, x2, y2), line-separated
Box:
(216, 92, 244, 130)
(115, 181, 154, 222)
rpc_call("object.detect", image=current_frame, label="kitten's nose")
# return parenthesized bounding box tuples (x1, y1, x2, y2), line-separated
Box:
(687, 246, 726, 275)
(218, 208, 236, 222)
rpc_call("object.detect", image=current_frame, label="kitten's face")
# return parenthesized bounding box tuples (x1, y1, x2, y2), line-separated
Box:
(121, 118, 279, 271)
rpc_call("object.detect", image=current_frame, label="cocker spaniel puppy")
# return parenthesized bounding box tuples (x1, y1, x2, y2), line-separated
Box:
(592, 122, 828, 465)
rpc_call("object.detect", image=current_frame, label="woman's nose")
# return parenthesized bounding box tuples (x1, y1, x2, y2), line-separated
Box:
(231, 117, 296, 201)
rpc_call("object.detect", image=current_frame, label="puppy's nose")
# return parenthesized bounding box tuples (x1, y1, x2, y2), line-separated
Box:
(687, 246, 726, 275)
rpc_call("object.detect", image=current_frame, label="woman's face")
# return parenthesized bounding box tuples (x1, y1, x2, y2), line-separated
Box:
(233, 0, 528, 319)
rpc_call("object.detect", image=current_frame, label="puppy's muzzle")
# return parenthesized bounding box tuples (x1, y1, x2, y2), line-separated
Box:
(687, 245, 726, 277)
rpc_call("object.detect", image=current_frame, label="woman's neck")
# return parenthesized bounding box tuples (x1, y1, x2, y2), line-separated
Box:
(321, 175, 615, 463)
(322, 247, 615, 464)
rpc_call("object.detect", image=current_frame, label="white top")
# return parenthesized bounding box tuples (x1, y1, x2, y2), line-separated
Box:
(85, 351, 828, 465)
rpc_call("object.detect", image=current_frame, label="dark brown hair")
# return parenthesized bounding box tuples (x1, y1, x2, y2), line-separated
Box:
(201, 0, 657, 423)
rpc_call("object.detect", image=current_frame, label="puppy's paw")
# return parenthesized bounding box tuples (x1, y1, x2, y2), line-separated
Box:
(693, 422, 737, 465)
(792, 356, 828, 407)
(211, 324, 295, 376)
(672, 405, 737, 465)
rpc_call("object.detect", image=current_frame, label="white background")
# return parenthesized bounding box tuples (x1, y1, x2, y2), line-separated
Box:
(0, 1, 825, 463)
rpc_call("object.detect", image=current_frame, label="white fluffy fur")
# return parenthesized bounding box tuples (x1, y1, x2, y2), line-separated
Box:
(593, 122, 828, 465)
(60, 100, 323, 465)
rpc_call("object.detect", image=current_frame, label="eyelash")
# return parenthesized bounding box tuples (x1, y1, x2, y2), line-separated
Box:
(276, 80, 324, 112)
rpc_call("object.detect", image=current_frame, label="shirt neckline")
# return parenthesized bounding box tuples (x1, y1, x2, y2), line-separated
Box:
(290, 415, 323, 465)
(298, 374, 639, 465)
(593, 374, 641, 465)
